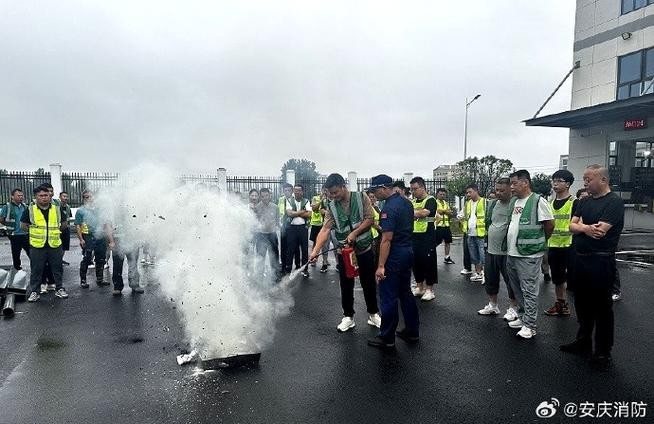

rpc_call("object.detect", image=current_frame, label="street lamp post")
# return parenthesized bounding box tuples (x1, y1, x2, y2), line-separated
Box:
(463, 94, 481, 160)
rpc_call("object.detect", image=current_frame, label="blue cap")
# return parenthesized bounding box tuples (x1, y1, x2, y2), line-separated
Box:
(369, 174, 393, 190)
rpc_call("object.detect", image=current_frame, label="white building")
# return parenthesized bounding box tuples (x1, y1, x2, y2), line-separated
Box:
(432, 164, 459, 181)
(526, 0, 654, 211)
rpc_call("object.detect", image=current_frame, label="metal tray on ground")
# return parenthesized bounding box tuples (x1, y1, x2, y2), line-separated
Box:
(7, 270, 29, 297)
(200, 353, 261, 370)
(0, 269, 8, 291)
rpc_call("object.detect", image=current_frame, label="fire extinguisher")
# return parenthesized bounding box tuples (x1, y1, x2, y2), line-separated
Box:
(341, 244, 359, 279)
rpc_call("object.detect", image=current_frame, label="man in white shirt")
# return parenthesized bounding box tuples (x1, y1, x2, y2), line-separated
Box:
(285, 184, 312, 277)
(505, 170, 554, 339)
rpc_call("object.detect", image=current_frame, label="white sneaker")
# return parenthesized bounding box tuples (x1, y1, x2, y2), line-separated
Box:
(337, 316, 356, 332)
(89, 264, 95, 269)
(503, 307, 518, 322)
(478, 303, 500, 315)
(516, 326, 536, 339)
(28, 292, 40, 302)
(367, 313, 381, 328)
(460, 269, 473, 275)
(46, 284, 56, 291)
(40, 284, 47, 294)
(412, 286, 426, 297)
(612, 293, 622, 302)
(421, 290, 435, 302)
(104, 264, 109, 269)
(470, 273, 483, 282)
(508, 318, 523, 329)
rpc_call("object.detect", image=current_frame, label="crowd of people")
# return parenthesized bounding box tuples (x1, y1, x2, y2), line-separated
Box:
(1, 164, 624, 370)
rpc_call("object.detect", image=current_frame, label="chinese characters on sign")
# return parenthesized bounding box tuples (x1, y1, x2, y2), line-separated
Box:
(536, 399, 647, 419)
(624, 118, 647, 130)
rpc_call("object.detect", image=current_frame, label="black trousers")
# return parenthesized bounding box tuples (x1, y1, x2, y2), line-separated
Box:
(463, 234, 471, 271)
(80, 234, 107, 282)
(337, 249, 379, 317)
(29, 246, 63, 293)
(280, 227, 300, 272)
(60, 227, 71, 251)
(412, 238, 438, 286)
(574, 253, 615, 355)
(255, 232, 280, 274)
(8, 234, 30, 269)
(285, 225, 308, 272)
(112, 240, 140, 290)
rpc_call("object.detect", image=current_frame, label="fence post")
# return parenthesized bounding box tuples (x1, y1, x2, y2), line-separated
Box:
(217, 168, 227, 191)
(403, 172, 413, 187)
(286, 170, 295, 186)
(50, 163, 63, 198)
(347, 171, 358, 192)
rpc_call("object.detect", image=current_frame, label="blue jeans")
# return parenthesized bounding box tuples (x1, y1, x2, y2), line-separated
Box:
(378, 246, 420, 342)
(467, 236, 485, 267)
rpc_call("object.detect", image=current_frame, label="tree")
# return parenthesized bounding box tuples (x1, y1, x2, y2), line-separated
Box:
(280, 158, 319, 182)
(449, 155, 514, 197)
(35, 168, 46, 175)
(531, 173, 552, 197)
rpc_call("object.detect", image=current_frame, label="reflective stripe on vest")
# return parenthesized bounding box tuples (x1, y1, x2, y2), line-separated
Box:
(548, 196, 574, 248)
(28, 204, 62, 248)
(509, 193, 546, 255)
(412, 195, 436, 233)
(310, 195, 323, 226)
(328, 191, 372, 250)
(371, 207, 380, 239)
(436, 199, 450, 227)
(462, 198, 486, 237)
(4, 202, 19, 233)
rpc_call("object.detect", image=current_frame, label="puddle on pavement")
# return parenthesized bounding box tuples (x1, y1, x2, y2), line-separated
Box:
(616, 250, 654, 266)
(36, 337, 66, 351)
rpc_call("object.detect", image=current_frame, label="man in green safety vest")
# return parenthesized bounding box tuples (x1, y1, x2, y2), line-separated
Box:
(459, 184, 486, 283)
(0, 188, 29, 271)
(309, 173, 381, 332)
(20, 185, 69, 302)
(435, 188, 455, 265)
(544, 170, 577, 317)
(409, 177, 439, 302)
(309, 188, 331, 272)
(283, 184, 312, 276)
(505, 170, 554, 339)
(279, 183, 300, 274)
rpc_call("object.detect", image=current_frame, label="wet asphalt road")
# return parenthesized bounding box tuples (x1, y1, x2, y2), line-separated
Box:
(0, 235, 652, 424)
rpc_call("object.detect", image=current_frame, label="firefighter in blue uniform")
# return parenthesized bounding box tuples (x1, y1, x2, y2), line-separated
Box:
(367, 175, 420, 349)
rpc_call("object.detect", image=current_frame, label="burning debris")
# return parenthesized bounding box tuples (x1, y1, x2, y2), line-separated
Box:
(176, 350, 261, 369)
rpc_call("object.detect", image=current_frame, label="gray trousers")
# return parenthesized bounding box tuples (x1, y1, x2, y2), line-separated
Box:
(506, 255, 543, 330)
(29, 246, 64, 293)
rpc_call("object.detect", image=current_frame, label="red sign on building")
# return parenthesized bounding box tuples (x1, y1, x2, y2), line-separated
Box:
(624, 118, 647, 130)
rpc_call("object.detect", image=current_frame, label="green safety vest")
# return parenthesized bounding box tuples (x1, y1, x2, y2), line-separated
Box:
(507, 193, 547, 255)
(310, 195, 324, 226)
(436, 199, 450, 228)
(3, 202, 26, 234)
(412, 195, 436, 233)
(28, 204, 62, 248)
(371, 207, 380, 239)
(328, 191, 373, 250)
(283, 197, 310, 227)
(462, 198, 486, 237)
(548, 196, 574, 248)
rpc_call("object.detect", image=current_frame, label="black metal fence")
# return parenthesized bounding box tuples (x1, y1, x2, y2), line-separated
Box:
(62, 172, 120, 207)
(0, 171, 51, 204)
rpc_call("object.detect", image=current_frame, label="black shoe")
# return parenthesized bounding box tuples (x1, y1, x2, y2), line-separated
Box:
(589, 354, 612, 371)
(62, 260, 70, 266)
(367, 336, 395, 350)
(131, 287, 144, 294)
(559, 340, 592, 356)
(395, 329, 419, 344)
(97, 280, 110, 287)
(301, 270, 310, 278)
(444, 257, 455, 265)
(320, 264, 329, 273)
(80, 280, 89, 289)
(543, 273, 551, 282)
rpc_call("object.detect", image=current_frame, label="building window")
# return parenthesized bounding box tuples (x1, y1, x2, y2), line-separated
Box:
(635, 141, 654, 167)
(609, 141, 618, 166)
(617, 48, 654, 100)
(622, 0, 654, 15)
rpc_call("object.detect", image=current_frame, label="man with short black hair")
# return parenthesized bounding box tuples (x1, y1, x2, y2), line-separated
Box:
(435, 188, 455, 264)
(409, 177, 439, 302)
(1, 188, 29, 270)
(459, 184, 486, 282)
(278, 183, 299, 273)
(561, 165, 624, 371)
(20, 185, 68, 301)
(255, 188, 281, 279)
(75, 190, 110, 288)
(309, 173, 381, 331)
(284, 184, 311, 277)
(59, 191, 73, 265)
(505, 170, 554, 339)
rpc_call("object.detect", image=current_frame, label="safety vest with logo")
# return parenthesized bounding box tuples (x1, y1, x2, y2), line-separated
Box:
(328, 191, 373, 251)
(436, 199, 450, 228)
(371, 207, 380, 239)
(310, 195, 324, 226)
(462, 198, 486, 237)
(3, 202, 26, 234)
(507, 193, 547, 256)
(412, 195, 437, 233)
(28, 204, 62, 248)
(548, 196, 575, 248)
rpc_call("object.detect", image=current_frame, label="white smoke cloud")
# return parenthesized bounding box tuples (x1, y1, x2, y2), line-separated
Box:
(93, 163, 295, 359)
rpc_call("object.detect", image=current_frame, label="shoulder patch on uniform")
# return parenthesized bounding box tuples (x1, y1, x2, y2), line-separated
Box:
(381, 213, 387, 219)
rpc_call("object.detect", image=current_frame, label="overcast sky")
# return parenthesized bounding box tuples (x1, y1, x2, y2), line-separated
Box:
(1, 0, 576, 177)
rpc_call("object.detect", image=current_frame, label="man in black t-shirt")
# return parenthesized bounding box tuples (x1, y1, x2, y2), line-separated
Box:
(560, 165, 624, 371)
(409, 177, 439, 302)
